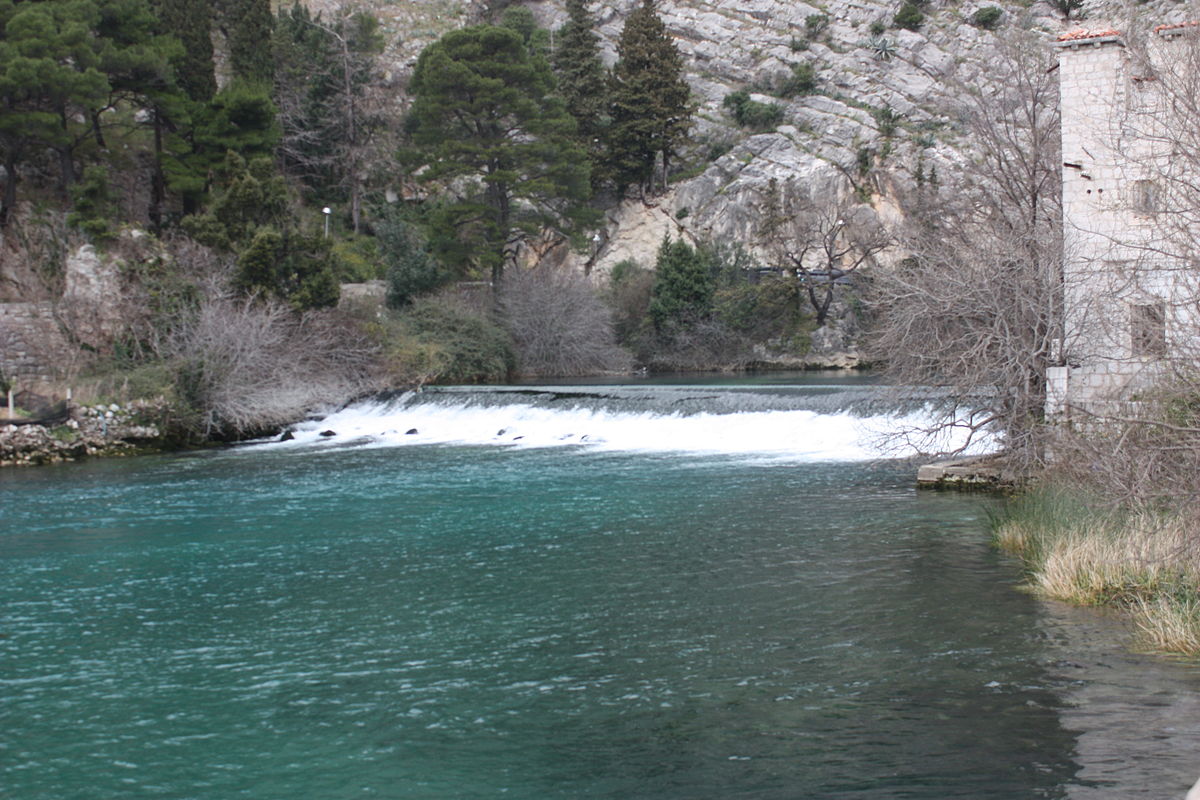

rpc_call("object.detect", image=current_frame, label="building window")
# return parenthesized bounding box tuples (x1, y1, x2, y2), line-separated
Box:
(1130, 301, 1167, 357)
(1133, 179, 1159, 214)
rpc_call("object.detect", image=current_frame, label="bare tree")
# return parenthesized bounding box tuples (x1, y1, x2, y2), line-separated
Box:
(497, 264, 632, 376)
(758, 178, 890, 326)
(866, 31, 1062, 468)
(274, 5, 390, 233)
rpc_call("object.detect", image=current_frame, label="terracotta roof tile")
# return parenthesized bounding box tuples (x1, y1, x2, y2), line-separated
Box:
(1155, 20, 1200, 33)
(1056, 28, 1122, 42)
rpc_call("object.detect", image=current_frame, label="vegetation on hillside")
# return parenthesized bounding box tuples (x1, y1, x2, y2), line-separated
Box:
(0, 0, 711, 441)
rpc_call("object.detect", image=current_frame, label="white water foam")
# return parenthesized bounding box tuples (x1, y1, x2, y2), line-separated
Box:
(249, 393, 995, 463)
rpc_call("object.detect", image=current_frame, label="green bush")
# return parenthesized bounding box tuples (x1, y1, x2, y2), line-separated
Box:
(869, 19, 888, 36)
(713, 276, 815, 351)
(971, 6, 1003, 29)
(331, 235, 382, 283)
(894, 3, 924, 31)
(723, 90, 785, 130)
(68, 165, 117, 241)
(396, 298, 515, 383)
(805, 13, 829, 39)
(874, 106, 902, 137)
(234, 228, 340, 310)
(775, 62, 819, 98)
(607, 259, 654, 346)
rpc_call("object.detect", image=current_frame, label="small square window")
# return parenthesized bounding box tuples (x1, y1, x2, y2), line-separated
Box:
(1131, 301, 1166, 357)
(1133, 179, 1159, 214)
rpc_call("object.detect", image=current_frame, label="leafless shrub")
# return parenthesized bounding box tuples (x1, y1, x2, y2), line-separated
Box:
(497, 264, 632, 376)
(606, 259, 655, 345)
(163, 294, 379, 438)
(1049, 376, 1200, 512)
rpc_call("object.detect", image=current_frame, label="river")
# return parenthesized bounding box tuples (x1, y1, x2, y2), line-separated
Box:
(2, 375, 1198, 798)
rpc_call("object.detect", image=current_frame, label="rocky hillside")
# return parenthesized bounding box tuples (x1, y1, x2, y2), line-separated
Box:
(309, 0, 1186, 272)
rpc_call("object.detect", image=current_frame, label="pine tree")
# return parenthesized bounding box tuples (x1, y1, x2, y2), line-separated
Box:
(405, 25, 591, 284)
(553, 0, 607, 169)
(0, 1, 108, 210)
(607, 0, 692, 196)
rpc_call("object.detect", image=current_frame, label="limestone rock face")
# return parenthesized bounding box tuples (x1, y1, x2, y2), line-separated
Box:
(62, 244, 124, 348)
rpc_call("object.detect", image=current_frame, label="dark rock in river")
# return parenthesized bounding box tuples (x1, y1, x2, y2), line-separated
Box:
(279, 430, 294, 442)
(319, 430, 336, 437)
(406, 428, 418, 435)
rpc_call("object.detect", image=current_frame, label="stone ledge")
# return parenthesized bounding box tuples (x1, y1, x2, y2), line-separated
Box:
(916, 455, 1017, 491)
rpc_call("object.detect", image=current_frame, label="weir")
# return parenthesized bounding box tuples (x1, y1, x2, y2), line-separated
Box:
(258, 382, 991, 462)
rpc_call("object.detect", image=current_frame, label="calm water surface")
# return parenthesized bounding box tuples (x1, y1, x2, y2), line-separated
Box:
(1, 381, 1198, 798)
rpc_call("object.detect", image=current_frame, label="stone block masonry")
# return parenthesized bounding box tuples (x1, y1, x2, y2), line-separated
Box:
(0, 302, 71, 386)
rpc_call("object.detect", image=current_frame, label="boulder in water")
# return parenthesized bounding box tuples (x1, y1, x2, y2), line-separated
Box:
(319, 430, 336, 437)
(279, 430, 295, 442)
(405, 428, 418, 435)
(496, 429, 507, 437)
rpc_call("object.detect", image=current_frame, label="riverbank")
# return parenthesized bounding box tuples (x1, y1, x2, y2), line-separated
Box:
(0, 400, 171, 467)
(993, 487, 1200, 657)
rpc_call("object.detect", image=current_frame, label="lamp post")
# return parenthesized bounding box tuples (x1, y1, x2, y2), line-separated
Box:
(322, 207, 332, 238)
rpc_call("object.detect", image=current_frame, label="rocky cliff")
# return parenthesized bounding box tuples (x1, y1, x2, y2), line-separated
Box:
(321, 0, 1188, 276)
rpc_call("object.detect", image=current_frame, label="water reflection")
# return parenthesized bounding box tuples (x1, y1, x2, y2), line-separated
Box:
(1036, 601, 1200, 798)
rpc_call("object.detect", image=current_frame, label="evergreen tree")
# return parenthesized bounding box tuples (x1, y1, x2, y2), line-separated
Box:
(155, 0, 215, 102)
(404, 25, 591, 284)
(607, 0, 692, 195)
(185, 153, 339, 310)
(224, 0, 273, 85)
(0, 0, 109, 212)
(499, 5, 550, 58)
(377, 210, 447, 308)
(553, 0, 607, 170)
(649, 237, 713, 330)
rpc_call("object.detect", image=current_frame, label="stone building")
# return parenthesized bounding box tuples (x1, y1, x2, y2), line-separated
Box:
(1048, 23, 1200, 418)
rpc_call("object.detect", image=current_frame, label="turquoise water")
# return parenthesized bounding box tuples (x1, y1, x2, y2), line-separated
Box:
(2, 382, 1199, 798)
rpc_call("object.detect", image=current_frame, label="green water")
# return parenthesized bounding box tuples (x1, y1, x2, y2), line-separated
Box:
(2, 432, 1199, 797)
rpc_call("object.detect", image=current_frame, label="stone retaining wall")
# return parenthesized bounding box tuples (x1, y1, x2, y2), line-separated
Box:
(0, 400, 169, 467)
(0, 302, 70, 386)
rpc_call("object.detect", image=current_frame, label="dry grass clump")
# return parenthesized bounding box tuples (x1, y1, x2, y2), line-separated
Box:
(1133, 594, 1200, 655)
(994, 490, 1200, 656)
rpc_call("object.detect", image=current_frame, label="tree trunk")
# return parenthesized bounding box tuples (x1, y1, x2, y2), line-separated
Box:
(1, 151, 16, 227)
(57, 106, 75, 197)
(149, 109, 166, 230)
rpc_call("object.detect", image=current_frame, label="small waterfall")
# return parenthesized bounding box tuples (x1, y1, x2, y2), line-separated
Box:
(251, 383, 995, 462)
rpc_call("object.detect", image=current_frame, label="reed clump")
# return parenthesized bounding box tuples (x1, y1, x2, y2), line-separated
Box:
(993, 487, 1200, 656)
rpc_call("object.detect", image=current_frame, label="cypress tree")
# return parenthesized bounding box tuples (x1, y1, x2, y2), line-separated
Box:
(648, 237, 713, 331)
(155, 0, 215, 102)
(553, 0, 607, 157)
(225, 0, 273, 85)
(607, 0, 692, 196)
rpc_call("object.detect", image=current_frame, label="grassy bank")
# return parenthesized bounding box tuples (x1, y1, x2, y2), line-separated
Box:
(993, 487, 1200, 656)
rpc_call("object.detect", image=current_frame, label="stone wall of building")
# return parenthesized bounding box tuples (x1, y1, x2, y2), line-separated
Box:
(1052, 28, 1200, 419)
